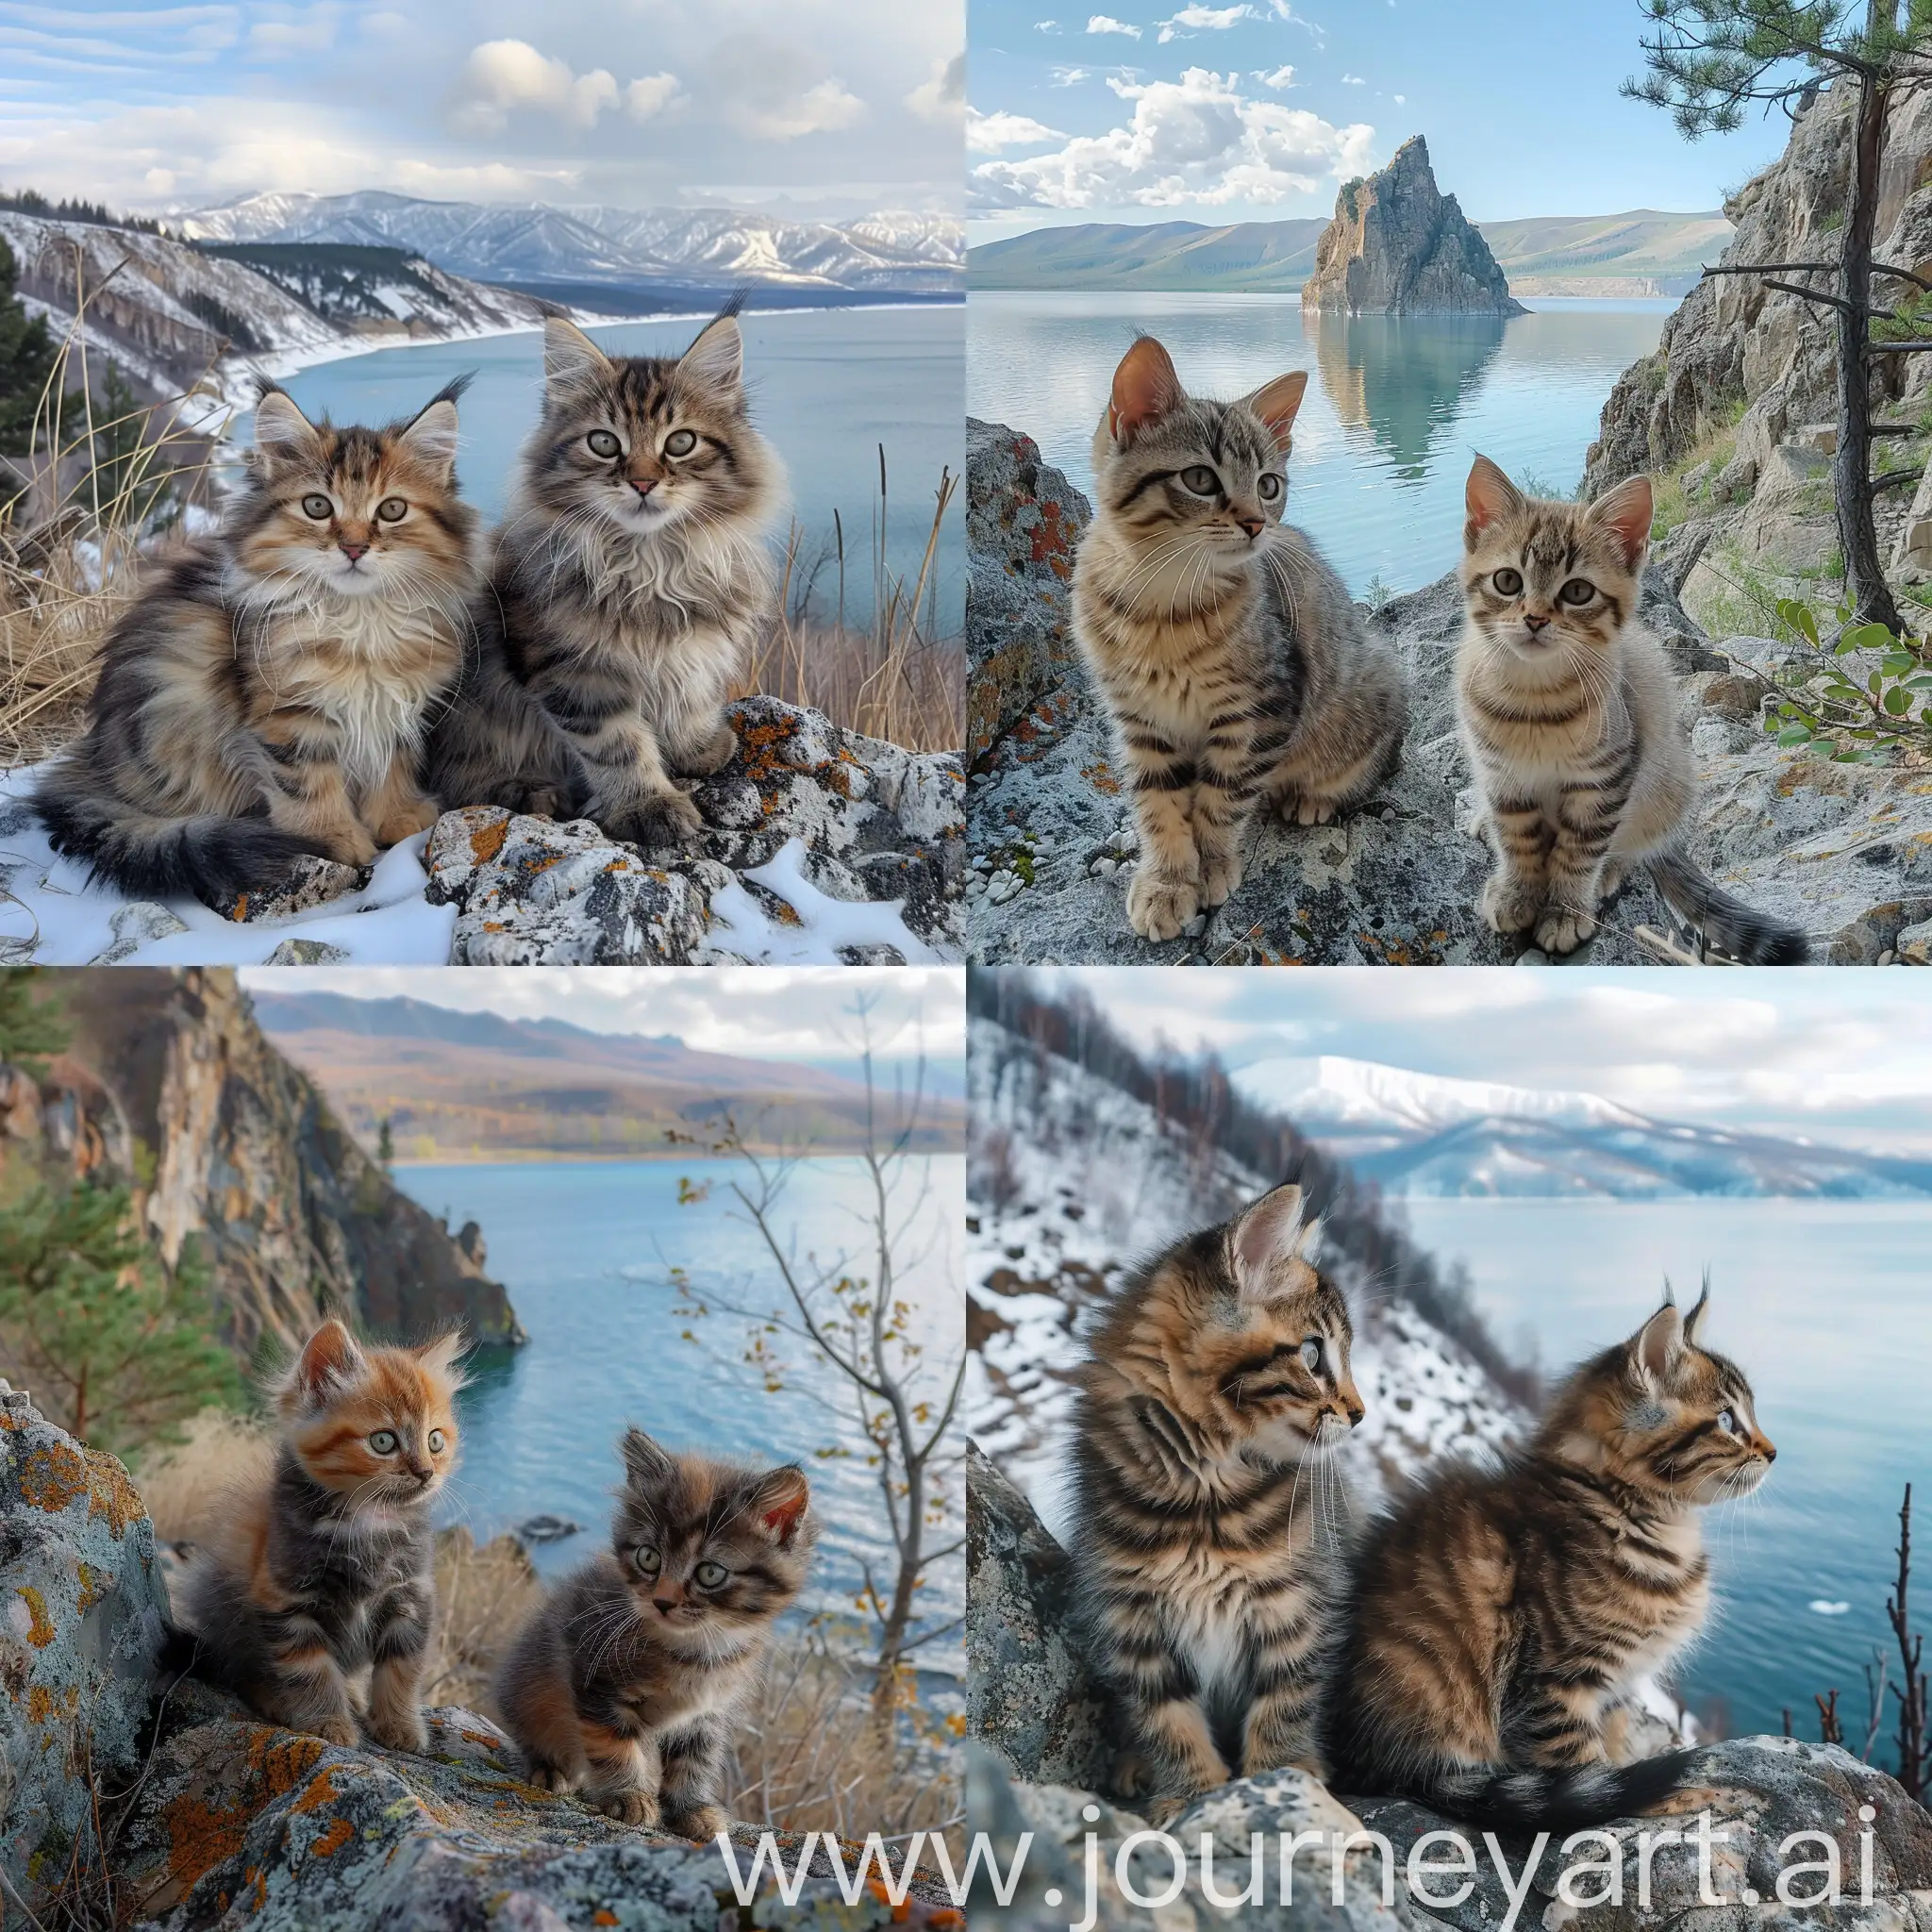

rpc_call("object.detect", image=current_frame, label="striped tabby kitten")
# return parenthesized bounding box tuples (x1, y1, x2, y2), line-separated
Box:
(1072, 336, 1407, 942)
(1069, 1184, 1363, 1818)
(426, 309, 780, 849)
(1325, 1285, 1774, 1827)
(178, 1322, 463, 1752)
(35, 381, 476, 906)
(495, 1428, 814, 1833)
(1457, 455, 1807, 961)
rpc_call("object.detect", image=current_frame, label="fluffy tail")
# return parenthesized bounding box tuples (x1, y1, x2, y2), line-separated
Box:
(1403, 1751, 1697, 1832)
(35, 773, 320, 908)
(1647, 851, 1809, 964)
(155, 1620, 206, 1690)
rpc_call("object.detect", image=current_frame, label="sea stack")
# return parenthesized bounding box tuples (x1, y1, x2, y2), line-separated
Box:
(1303, 136, 1524, 316)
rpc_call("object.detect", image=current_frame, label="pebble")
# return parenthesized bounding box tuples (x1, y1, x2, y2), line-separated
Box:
(1092, 857, 1117, 878)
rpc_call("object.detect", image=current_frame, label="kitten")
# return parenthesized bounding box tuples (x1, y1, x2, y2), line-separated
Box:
(35, 381, 477, 907)
(1456, 455, 1808, 961)
(1324, 1284, 1774, 1827)
(495, 1427, 814, 1835)
(1072, 336, 1407, 943)
(1068, 1183, 1362, 1820)
(177, 1321, 463, 1752)
(425, 308, 781, 850)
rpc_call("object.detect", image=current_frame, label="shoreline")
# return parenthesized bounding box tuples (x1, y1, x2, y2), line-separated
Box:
(384, 1143, 965, 1169)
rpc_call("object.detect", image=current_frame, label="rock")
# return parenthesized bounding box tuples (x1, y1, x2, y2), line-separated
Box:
(1828, 895, 1932, 965)
(225, 854, 369, 924)
(425, 696, 965, 966)
(260, 937, 351, 965)
(1303, 137, 1524, 317)
(0, 1386, 168, 1927)
(1740, 443, 1837, 569)
(89, 899, 189, 963)
(1896, 915, 1932, 963)
(1892, 451, 1932, 574)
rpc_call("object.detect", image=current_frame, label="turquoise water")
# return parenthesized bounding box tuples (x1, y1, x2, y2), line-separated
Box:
(1397, 1197, 1931, 1765)
(265, 304, 966, 631)
(391, 1157, 966, 1669)
(966, 292, 1674, 597)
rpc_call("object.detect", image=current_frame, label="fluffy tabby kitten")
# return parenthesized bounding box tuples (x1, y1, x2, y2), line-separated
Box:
(1325, 1284, 1774, 1827)
(425, 308, 780, 849)
(1072, 336, 1407, 942)
(177, 1321, 463, 1751)
(35, 381, 477, 906)
(495, 1427, 814, 1834)
(1069, 1183, 1363, 1818)
(1457, 455, 1807, 962)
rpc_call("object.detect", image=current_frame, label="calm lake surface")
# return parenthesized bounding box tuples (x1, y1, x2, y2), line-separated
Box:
(1397, 1197, 1930, 1762)
(266, 303, 966, 631)
(392, 1156, 966, 1672)
(966, 292, 1674, 597)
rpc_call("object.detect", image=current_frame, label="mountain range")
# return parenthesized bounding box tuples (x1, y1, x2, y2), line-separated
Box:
(968, 208, 1727, 298)
(176, 191, 964, 297)
(1231, 1057, 1932, 1200)
(248, 991, 965, 1161)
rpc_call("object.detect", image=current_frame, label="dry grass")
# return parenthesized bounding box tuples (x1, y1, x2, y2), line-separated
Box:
(424, 1524, 543, 1712)
(135, 1405, 273, 1542)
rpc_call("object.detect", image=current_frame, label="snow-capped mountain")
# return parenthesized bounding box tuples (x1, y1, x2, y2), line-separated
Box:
(1232, 1055, 1932, 1201)
(175, 192, 965, 295)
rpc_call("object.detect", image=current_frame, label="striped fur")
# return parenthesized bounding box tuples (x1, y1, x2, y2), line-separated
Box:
(1069, 1184, 1364, 1818)
(495, 1428, 814, 1833)
(176, 1322, 465, 1753)
(1072, 337, 1407, 942)
(1456, 456, 1807, 962)
(426, 308, 781, 850)
(1325, 1285, 1775, 1827)
(34, 382, 478, 906)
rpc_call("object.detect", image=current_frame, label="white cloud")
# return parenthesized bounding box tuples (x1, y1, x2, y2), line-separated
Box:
(248, 8, 340, 58)
(905, 52, 964, 123)
(447, 40, 622, 134)
(1035, 18, 1061, 29)
(966, 106, 1067, 151)
(1255, 63, 1295, 87)
(1087, 13, 1141, 34)
(1158, 3, 1254, 40)
(708, 37, 868, 139)
(1392, 92, 1405, 104)
(970, 64, 1374, 210)
(1341, 72, 1364, 83)
(1049, 63, 1091, 84)
(623, 74, 683, 121)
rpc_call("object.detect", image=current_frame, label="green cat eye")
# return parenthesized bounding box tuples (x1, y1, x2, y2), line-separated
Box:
(634, 1544, 661, 1576)
(1178, 465, 1220, 496)
(587, 429, 622, 458)
(370, 1429, 398, 1455)
(1300, 1338, 1323, 1373)
(375, 497, 408, 523)
(427, 1429, 445, 1454)
(1492, 568, 1524, 596)
(663, 429, 697, 457)
(1558, 577, 1594, 607)
(694, 1560, 728, 1589)
(301, 493, 333, 521)
(1258, 474, 1283, 501)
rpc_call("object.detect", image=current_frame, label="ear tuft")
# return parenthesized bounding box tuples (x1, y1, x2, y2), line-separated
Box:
(1246, 371, 1307, 453)
(254, 389, 320, 458)
(1587, 472, 1654, 571)
(1464, 454, 1524, 546)
(749, 1465, 810, 1546)
(399, 390, 462, 473)
(1108, 336, 1183, 442)
(289, 1319, 365, 1408)
(620, 1426, 675, 1491)
(1683, 1272, 1711, 1348)
(413, 1330, 469, 1391)
(1228, 1183, 1309, 1304)
(543, 315, 612, 390)
(1633, 1299, 1685, 1386)
(678, 311, 744, 394)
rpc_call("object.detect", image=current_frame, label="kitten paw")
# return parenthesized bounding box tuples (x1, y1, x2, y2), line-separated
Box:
(524, 1762, 574, 1794)
(321, 824, 379, 869)
(372, 796, 440, 846)
(1480, 874, 1542, 935)
(366, 1707, 429, 1755)
(592, 1789, 661, 1827)
(1280, 793, 1339, 827)
(1197, 847, 1243, 910)
(1535, 906, 1598, 956)
(1146, 1794, 1194, 1827)
(675, 724, 737, 778)
(667, 1804, 729, 1841)
(311, 1714, 360, 1748)
(1125, 871, 1200, 943)
(602, 789, 705, 852)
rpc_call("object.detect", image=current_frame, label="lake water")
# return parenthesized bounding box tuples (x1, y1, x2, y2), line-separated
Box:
(391, 1156, 966, 1674)
(263, 303, 966, 632)
(1396, 1196, 1930, 1767)
(966, 292, 1674, 597)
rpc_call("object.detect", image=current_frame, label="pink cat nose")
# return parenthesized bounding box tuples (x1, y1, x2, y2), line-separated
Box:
(1239, 517, 1263, 538)
(1524, 612, 1551, 632)
(340, 541, 370, 562)
(630, 478, 656, 498)
(652, 1595, 679, 1615)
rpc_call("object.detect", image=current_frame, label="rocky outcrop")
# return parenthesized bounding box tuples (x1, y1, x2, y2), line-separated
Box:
(1303, 138, 1524, 317)
(964, 426, 1932, 964)
(966, 1447, 1932, 1932)
(0, 969, 522, 1360)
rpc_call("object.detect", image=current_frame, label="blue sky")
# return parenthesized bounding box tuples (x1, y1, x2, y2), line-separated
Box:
(0, 1, 962, 215)
(969, 0, 1796, 242)
(1055, 970, 1932, 1155)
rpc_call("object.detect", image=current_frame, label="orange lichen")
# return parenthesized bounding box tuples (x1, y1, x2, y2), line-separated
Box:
(309, 1818, 355, 1859)
(470, 818, 510, 866)
(17, 1586, 55, 1648)
(82, 1450, 145, 1536)
(162, 1729, 326, 1898)
(592, 1913, 620, 1927)
(19, 1443, 87, 1514)
(75, 1563, 102, 1615)
(291, 1769, 341, 1815)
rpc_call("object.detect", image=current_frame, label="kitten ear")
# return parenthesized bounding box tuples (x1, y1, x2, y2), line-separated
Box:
(543, 315, 613, 390)
(1246, 371, 1307, 453)
(1683, 1273, 1712, 1348)
(412, 1330, 469, 1390)
(253, 388, 320, 464)
(398, 377, 469, 477)
(289, 1319, 366, 1407)
(1108, 335, 1182, 442)
(678, 311, 744, 396)
(621, 1425, 675, 1491)
(1632, 1296, 1685, 1386)
(747, 1465, 810, 1547)
(1464, 454, 1524, 546)
(1228, 1183, 1310, 1304)
(1586, 473, 1654, 571)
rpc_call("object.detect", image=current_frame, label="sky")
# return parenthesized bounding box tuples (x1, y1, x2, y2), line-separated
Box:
(0, 0, 963, 217)
(235, 965, 963, 1068)
(969, 0, 1796, 242)
(1054, 969, 1932, 1158)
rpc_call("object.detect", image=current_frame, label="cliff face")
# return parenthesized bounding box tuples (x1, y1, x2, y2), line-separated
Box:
(0, 968, 521, 1360)
(1302, 136, 1524, 316)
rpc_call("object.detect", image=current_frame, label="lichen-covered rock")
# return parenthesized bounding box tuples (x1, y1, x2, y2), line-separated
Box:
(0, 1386, 168, 1924)
(1304, 137, 1523, 317)
(90, 901, 190, 964)
(965, 428, 1932, 965)
(425, 697, 965, 965)
(226, 856, 370, 924)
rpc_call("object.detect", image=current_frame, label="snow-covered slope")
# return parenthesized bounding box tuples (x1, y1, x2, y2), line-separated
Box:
(967, 1018, 1524, 1542)
(176, 192, 965, 295)
(1233, 1055, 1932, 1201)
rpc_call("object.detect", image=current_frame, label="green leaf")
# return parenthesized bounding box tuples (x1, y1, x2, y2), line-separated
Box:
(1843, 622, 1894, 654)
(1870, 671, 1885, 693)
(1833, 747, 1871, 763)
(1777, 598, 1821, 646)
(1883, 653, 1919, 675)
(1776, 724, 1815, 745)
(1884, 686, 1913, 715)
(1904, 674, 1932, 691)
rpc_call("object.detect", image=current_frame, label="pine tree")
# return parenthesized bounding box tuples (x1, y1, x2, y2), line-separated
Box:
(0, 236, 57, 458)
(0, 968, 70, 1069)
(376, 1116, 394, 1171)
